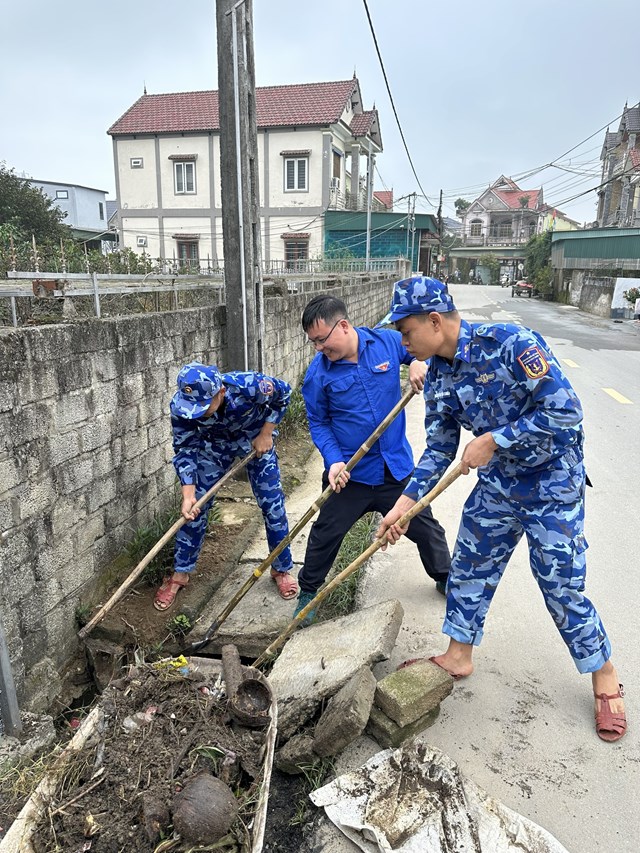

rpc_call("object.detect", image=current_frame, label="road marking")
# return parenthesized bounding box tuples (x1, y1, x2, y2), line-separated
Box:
(562, 359, 579, 368)
(602, 388, 633, 404)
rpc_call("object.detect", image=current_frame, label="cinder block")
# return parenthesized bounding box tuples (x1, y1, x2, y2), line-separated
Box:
(54, 391, 90, 431)
(374, 659, 453, 727)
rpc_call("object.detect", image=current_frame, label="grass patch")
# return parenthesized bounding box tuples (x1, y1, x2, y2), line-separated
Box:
(277, 387, 308, 442)
(319, 512, 378, 622)
(125, 496, 222, 586)
(289, 757, 335, 826)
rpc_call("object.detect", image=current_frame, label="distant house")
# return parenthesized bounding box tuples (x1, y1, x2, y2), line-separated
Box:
(108, 77, 383, 269)
(597, 103, 640, 228)
(449, 176, 577, 282)
(29, 179, 115, 248)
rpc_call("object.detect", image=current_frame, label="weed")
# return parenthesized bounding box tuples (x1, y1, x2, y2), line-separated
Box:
(289, 756, 335, 826)
(320, 513, 378, 621)
(167, 614, 192, 637)
(126, 495, 221, 586)
(74, 603, 92, 628)
(277, 387, 308, 442)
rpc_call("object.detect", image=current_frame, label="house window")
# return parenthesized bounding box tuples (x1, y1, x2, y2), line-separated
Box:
(177, 241, 199, 269)
(98, 202, 104, 220)
(498, 222, 512, 238)
(469, 219, 482, 237)
(284, 158, 308, 191)
(332, 151, 341, 179)
(130, 157, 144, 168)
(284, 240, 309, 270)
(56, 190, 69, 199)
(174, 161, 196, 194)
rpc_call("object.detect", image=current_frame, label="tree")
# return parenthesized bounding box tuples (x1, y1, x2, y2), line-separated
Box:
(0, 163, 70, 242)
(518, 195, 530, 208)
(454, 198, 470, 218)
(481, 253, 500, 285)
(525, 231, 553, 296)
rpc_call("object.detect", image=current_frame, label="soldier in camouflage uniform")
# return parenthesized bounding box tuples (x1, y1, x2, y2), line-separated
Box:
(376, 276, 626, 742)
(153, 362, 297, 610)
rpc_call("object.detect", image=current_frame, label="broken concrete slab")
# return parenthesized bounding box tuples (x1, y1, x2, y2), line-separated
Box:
(274, 733, 317, 775)
(373, 659, 453, 727)
(310, 742, 571, 852)
(268, 600, 403, 739)
(366, 704, 440, 749)
(0, 713, 57, 768)
(313, 667, 377, 758)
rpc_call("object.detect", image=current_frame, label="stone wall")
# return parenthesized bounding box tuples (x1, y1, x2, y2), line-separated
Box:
(0, 277, 395, 711)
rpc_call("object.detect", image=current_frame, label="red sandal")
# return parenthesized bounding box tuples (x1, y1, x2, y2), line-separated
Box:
(270, 570, 298, 600)
(154, 574, 189, 611)
(595, 684, 627, 742)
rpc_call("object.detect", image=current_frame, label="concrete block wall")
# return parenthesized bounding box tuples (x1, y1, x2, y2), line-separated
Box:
(0, 276, 395, 712)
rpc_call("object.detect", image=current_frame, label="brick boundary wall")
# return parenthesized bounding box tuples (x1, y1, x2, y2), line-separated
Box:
(0, 277, 395, 711)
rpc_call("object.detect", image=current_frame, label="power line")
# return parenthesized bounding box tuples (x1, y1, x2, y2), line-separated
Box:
(361, 0, 435, 206)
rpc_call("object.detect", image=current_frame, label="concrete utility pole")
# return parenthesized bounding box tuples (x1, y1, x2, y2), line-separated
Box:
(216, 0, 264, 371)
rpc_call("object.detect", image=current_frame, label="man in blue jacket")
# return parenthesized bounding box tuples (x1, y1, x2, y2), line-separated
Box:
(376, 276, 626, 742)
(294, 295, 451, 621)
(154, 362, 297, 610)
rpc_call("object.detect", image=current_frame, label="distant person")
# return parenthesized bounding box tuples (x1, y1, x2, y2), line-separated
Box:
(293, 295, 451, 623)
(154, 363, 298, 610)
(377, 275, 626, 743)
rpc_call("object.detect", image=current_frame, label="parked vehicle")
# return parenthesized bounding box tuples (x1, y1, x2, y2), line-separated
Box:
(511, 280, 534, 298)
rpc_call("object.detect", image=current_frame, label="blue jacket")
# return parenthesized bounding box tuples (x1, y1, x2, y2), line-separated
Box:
(302, 327, 417, 485)
(172, 371, 291, 485)
(405, 320, 584, 499)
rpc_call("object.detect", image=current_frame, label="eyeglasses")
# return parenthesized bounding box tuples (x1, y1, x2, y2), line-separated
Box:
(308, 317, 343, 346)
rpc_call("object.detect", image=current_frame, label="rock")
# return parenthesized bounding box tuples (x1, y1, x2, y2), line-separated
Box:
(313, 667, 376, 757)
(0, 712, 57, 767)
(268, 600, 403, 738)
(373, 659, 453, 727)
(366, 704, 440, 749)
(275, 734, 317, 775)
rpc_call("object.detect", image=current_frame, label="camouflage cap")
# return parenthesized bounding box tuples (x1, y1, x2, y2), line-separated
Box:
(378, 276, 456, 326)
(170, 362, 223, 419)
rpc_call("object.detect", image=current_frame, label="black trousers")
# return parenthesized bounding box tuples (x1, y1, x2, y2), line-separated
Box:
(298, 466, 451, 593)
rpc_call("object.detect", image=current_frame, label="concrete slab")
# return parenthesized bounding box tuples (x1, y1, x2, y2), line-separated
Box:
(313, 667, 377, 758)
(268, 600, 403, 738)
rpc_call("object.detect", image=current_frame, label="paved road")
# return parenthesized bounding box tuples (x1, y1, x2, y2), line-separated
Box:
(352, 285, 639, 853)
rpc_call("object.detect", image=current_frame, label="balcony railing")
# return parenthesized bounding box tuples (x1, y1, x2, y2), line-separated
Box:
(463, 234, 532, 247)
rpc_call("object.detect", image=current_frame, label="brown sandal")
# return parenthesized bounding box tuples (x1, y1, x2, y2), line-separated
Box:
(154, 574, 189, 611)
(595, 684, 627, 742)
(271, 570, 298, 600)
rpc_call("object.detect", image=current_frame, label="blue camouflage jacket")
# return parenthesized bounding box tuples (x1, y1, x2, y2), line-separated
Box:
(405, 320, 584, 500)
(172, 371, 291, 485)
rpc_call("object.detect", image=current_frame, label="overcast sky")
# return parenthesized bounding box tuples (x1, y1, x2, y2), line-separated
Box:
(1, 0, 637, 224)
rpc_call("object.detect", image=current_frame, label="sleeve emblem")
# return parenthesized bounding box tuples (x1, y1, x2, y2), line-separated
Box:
(517, 346, 550, 379)
(258, 378, 274, 395)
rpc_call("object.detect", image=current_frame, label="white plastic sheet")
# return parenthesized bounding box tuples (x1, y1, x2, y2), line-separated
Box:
(310, 743, 570, 853)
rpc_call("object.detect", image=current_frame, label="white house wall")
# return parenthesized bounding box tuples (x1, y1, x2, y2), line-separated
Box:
(116, 138, 158, 209)
(157, 136, 211, 209)
(122, 216, 161, 257)
(162, 216, 213, 263)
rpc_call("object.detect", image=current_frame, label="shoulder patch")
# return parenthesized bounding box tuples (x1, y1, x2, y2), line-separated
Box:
(374, 361, 390, 372)
(517, 346, 550, 379)
(258, 378, 274, 395)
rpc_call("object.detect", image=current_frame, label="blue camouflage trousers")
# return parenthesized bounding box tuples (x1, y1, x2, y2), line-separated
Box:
(444, 458, 611, 673)
(174, 440, 293, 575)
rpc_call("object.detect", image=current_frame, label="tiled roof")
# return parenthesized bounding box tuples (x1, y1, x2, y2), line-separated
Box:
(493, 189, 541, 210)
(108, 79, 359, 135)
(373, 190, 393, 209)
(350, 111, 375, 137)
(622, 106, 640, 133)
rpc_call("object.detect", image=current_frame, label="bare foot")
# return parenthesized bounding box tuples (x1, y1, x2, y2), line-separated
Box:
(431, 639, 474, 678)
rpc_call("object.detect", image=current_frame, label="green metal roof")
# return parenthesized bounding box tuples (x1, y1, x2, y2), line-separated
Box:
(324, 210, 438, 234)
(551, 227, 640, 260)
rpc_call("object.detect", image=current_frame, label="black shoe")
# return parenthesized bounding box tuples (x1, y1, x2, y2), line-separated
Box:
(435, 580, 447, 596)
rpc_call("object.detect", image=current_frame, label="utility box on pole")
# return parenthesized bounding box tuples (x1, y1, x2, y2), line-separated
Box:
(216, 0, 264, 371)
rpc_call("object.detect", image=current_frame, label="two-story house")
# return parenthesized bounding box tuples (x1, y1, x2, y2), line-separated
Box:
(108, 77, 382, 270)
(597, 103, 640, 228)
(29, 179, 115, 248)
